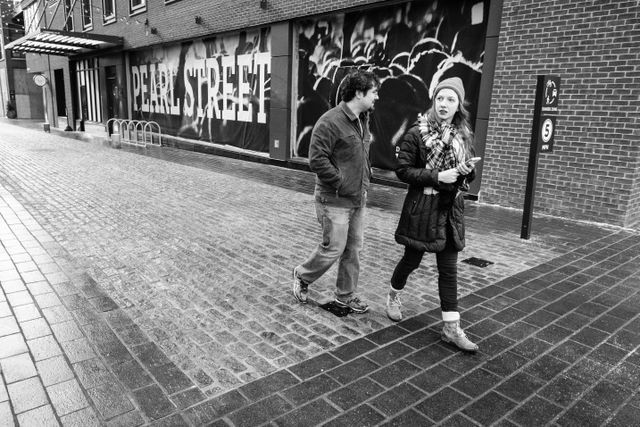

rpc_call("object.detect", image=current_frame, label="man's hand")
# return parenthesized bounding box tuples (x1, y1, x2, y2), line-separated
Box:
(438, 168, 459, 184)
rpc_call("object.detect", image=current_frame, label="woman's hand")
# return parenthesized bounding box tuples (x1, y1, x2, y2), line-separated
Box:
(457, 161, 473, 175)
(438, 168, 459, 184)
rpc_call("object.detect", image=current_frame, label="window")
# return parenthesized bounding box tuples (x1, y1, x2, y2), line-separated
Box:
(102, 0, 116, 24)
(76, 58, 103, 123)
(9, 14, 25, 58)
(81, 0, 92, 30)
(63, 0, 74, 31)
(23, 2, 38, 33)
(130, 0, 146, 15)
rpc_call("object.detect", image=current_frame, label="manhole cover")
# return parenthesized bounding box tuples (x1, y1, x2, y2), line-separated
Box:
(462, 257, 494, 268)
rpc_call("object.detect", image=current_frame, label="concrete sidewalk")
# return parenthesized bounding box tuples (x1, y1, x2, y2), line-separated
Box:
(0, 119, 638, 426)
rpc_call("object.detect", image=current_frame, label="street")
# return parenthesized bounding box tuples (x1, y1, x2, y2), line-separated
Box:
(0, 122, 638, 426)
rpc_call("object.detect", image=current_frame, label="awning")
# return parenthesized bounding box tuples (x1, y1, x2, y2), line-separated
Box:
(5, 28, 123, 56)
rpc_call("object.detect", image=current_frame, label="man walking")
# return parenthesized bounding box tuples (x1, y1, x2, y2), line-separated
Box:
(293, 70, 380, 313)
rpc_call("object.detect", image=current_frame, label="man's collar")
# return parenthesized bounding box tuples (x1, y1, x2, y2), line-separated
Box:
(339, 101, 361, 121)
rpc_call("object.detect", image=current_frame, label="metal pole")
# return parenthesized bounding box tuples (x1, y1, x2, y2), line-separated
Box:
(520, 76, 545, 239)
(42, 84, 50, 132)
(520, 132, 539, 239)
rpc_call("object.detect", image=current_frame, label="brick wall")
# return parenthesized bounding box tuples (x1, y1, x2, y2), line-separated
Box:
(480, 0, 640, 228)
(84, 0, 385, 49)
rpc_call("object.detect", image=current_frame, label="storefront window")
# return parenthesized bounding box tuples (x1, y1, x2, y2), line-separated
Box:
(82, 0, 92, 30)
(76, 58, 102, 123)
(102, 0, 116, 24)
(130, 0, 146, 15)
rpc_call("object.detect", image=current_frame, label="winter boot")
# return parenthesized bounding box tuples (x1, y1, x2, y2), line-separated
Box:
(441, 311, 478, 352)
(385, 287, 402, 322)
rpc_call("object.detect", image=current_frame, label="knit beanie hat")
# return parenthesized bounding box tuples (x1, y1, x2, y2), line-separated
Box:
(434, 77, 465, 102)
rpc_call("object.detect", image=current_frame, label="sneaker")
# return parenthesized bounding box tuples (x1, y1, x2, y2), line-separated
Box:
(292, 268, 308, 304)
(334, 296, 369, 314)
(385, 290, 402, 322)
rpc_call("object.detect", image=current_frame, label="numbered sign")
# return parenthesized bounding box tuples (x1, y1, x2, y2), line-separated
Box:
(522, 75, 561, 239)
(539, 115, 556, 152)
(536, 75, 560, 153)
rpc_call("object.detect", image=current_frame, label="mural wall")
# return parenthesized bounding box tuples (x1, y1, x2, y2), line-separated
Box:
(295, 0, 488, 170)
(129, 28, 271, 152)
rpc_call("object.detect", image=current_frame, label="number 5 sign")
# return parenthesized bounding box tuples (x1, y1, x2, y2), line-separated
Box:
(539, 115, 556, 152)
(535, 75, 560, 153)
(521, 75, 560, 239)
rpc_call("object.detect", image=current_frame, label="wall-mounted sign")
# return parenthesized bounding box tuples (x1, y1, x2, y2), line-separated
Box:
(128, 27, 271, 152)
(33, 74, 48, 87)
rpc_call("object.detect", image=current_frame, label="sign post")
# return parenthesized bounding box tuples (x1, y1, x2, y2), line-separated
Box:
(33, 74, 51, 133)
(521, 75, 560, 239)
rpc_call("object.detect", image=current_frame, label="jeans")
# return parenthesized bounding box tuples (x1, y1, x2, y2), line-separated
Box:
(390, 239, 459, 312)
(297, 200, 365, 300)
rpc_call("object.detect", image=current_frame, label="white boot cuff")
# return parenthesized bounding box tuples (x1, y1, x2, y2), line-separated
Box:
(442, 311, 460, 322)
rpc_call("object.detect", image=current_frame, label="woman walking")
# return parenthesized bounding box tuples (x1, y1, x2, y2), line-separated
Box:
(387, 76, 480, 352)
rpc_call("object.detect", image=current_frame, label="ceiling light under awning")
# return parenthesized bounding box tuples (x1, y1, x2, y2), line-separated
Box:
(5, 28, 123, 56)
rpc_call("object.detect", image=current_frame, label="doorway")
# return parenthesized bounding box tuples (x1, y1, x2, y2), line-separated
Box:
(105, 66, 117, 119)
(54, 69, 68, 125)
(105, 66, 117, 134)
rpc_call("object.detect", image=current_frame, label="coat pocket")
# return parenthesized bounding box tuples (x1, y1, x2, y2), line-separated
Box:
(396, 190, 440, 247)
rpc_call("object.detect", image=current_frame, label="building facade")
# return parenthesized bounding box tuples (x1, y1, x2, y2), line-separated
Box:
(3, 0, 639, 229)
(0, 0, 43, 119)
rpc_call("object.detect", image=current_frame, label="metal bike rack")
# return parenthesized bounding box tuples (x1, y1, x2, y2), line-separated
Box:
(106, 118, 162, 148)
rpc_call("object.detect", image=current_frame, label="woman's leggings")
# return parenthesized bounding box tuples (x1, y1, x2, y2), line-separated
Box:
(390, 243, 459, 312)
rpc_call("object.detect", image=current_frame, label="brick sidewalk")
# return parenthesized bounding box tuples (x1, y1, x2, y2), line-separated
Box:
(0, 120, 638, 426)
(190, 232, 640, 426)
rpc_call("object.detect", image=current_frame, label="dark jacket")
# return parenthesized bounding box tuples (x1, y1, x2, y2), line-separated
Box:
(394, 123, 474, 252)
(308, 102, 372, 207)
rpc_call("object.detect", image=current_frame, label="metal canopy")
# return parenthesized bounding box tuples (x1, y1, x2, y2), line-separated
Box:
(5, 28, 123, 56)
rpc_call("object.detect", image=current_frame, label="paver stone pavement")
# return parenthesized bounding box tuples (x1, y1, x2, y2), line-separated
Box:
(0, 119, 638, 426)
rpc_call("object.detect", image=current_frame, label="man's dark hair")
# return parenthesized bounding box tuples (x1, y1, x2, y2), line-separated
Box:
(340, 70, 379, 102)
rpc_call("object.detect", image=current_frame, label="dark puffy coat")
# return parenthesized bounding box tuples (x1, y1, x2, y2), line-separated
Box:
(394, 124, 474, 253)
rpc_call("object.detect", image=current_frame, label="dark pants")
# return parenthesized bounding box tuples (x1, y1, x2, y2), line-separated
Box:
(390, 238, 458, 312)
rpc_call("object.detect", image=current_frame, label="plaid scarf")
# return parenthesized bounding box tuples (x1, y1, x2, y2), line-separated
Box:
(418, 115, 462, 171)
(418, 114, 469, 192)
